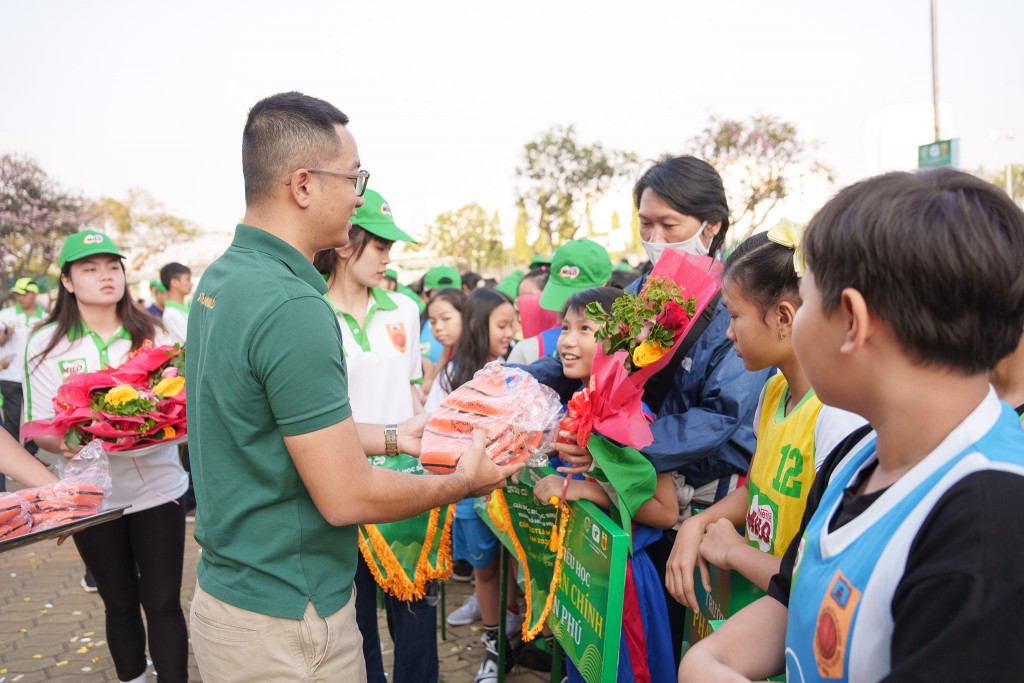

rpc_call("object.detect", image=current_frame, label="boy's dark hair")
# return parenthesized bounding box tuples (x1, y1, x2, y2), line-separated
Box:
(446, 289, 513, 391)
(243, 92, 350, 205)
(723, 232, 801, 318)
(633, 155, 731, 258)
(804, 168, 1024, 374)
(312, 227, 393, 277)
(562, 286, 622, 319)
(608, 268, 640, 290)
(461, 271, 483, 292)
(159, 262, 191, 290)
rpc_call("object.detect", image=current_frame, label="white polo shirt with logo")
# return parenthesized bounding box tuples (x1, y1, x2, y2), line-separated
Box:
(23, 323, 188, 513)
(329, 287, 422, 424)
(0, 302, 46, 383)
(162, 301, 189, 346)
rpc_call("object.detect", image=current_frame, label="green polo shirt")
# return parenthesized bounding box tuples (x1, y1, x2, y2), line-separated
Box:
(186, 224, 354, 620)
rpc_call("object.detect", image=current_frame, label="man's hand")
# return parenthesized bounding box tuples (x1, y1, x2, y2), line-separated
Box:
(699, 518, 746, 571)
(665, 513, 713, 610)
(398, 413, 429, 456)
(456, 430, 524, 498)
(551, 430, 594, 474)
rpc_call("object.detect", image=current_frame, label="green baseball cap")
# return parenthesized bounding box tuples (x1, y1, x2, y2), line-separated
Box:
(384, 269, 398, 281)
(528, 255, 551, 270)
(11, 277, 40, 295)
(423, 265, 462, 292)
(59, 230, 124, 270)
(539, 239, 613, 311)
(149, 279, 167, 293)
(495, 270, 524, 300)
(351, 189, 417, 243)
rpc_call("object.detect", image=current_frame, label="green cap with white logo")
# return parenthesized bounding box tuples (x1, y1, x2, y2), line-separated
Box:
(352, 189, 417, 243)
(59, 231, 125, 270)
(539, 239, 612, 311)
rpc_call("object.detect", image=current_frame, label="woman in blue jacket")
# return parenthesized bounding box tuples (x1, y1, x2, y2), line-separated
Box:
(524, 155, 771, 664)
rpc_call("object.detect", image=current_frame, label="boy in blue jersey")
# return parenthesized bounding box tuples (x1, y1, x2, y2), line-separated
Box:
(679, 168, 1024, 682)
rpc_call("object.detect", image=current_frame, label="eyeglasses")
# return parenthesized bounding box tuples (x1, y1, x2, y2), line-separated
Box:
(308, 168, 371, 197)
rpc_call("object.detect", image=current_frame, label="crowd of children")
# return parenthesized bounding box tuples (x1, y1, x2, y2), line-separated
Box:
(2, 155, 1023, 683)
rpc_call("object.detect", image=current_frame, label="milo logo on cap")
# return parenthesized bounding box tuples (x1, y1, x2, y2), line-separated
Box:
(380, 203, 392, 216)
(559, 265, 581, 280)
(83, 234, 105, 245)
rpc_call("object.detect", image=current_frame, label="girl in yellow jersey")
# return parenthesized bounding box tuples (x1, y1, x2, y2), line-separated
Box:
(665, 224, 864, 611)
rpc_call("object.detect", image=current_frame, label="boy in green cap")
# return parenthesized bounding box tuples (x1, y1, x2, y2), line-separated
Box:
(508, 239, 613, 365)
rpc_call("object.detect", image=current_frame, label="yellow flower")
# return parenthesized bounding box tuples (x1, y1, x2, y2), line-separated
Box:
(161, 426, 176, 440)
(105, 384, 139, 407)
(632, 340, 669, 368)
(153, 376, 185, 398)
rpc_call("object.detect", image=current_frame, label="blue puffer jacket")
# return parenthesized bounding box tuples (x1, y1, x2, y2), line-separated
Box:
(519, 278, 771, 490)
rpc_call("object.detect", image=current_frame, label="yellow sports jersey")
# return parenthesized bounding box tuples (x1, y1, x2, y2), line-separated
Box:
(745, 373, 823, 558)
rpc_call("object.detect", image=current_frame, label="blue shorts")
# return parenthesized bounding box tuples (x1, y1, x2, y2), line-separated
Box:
(452, 514, 499, 568)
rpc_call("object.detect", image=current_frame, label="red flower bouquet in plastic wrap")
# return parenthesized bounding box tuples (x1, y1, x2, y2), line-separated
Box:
(420, 363, 561, 475)
(23, 341, 186, 453)
(562, 249, 724, 451)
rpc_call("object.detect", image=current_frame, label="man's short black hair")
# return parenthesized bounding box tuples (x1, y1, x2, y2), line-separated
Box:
(804, 168, 1024, 374)
(242, 92, 350, 205)
(160, 262, 191, 290)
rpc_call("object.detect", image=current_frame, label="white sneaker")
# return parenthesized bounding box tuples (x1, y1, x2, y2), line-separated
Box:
(446, 593, 481, 626)
(81, 575, 98, 593)
(505, 610, 525, 637)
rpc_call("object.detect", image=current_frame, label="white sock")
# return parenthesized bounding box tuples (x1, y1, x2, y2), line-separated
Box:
(120, 674, 147, 683)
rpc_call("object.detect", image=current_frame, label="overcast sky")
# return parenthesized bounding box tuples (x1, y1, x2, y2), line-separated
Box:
(2, 0, 1021, 262)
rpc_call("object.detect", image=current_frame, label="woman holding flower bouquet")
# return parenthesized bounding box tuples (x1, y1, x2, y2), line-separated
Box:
(24, 231, 189, 683)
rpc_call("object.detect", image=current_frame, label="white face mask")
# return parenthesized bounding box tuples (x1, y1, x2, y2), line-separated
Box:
(642, 220, 710, 265)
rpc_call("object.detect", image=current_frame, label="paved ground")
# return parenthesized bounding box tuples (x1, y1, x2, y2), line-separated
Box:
(0, 517, 549, 682)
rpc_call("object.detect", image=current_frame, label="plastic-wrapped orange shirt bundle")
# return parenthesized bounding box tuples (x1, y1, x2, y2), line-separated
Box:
(420, 362, 561, 475)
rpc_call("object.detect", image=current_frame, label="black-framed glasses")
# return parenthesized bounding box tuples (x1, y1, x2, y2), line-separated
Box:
(308, 168, 371, 197)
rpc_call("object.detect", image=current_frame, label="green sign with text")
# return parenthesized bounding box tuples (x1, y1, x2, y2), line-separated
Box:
(479, 467, 628, 683)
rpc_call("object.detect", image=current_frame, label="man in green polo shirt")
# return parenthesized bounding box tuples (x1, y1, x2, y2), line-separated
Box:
(186, 91, 523, 682)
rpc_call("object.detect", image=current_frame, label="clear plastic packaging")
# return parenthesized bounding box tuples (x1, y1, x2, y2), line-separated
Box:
(10, 441, 112, 534)
(421, 362, 562, 474)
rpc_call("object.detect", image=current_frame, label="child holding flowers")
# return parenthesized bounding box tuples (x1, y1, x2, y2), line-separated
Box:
(665, 225, 864, 612)
(24, 231, 188, 683)
(533, 286, 679, 683)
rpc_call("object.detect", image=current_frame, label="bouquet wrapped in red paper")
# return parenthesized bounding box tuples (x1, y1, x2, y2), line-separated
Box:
(23, 342, 187, 453)
(556, 250, 724, 537)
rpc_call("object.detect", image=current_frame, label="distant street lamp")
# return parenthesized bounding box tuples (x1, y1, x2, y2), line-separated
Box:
(991, 130, 1017, 201)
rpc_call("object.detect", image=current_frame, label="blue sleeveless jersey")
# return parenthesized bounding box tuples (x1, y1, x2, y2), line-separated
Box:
(785, 393, 1024, 682)
(536, 326, 562, 359)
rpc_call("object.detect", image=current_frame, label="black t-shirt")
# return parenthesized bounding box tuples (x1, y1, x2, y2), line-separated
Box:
(768, 426, 1024, 681)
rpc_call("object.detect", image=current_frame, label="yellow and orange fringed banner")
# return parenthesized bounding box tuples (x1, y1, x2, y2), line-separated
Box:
(484, 485, 570, 642)
(357, 454, 454, 601)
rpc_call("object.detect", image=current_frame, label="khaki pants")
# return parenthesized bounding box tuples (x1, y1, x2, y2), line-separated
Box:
(190, 582, 366, 682)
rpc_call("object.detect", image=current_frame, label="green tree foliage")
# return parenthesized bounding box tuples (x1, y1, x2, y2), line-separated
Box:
(89, 188, 199, 271)
(0, 153, 88, 294)
(975, 163, 1024, 205)
(629, 203, 644, 257)
(515, 125, 638, 248)
(687, 114, 833, 239)
(426, 203, 505, 272)
(512, 200, 532, 266)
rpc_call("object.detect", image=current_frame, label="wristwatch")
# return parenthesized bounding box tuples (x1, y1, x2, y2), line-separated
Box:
(384, 424, 399, 456)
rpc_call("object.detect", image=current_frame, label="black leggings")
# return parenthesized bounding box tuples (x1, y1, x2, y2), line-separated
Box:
(73, 499, 188, 683)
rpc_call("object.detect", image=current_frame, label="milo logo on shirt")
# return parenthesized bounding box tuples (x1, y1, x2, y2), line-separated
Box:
(386, 323, 406, 353)
(58, 358, 88, 380)
(813, 571, 862, 680)
(746, 486, 778, 553)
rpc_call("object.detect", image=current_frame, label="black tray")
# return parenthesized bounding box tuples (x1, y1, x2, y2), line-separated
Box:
(0, 505, 131, 554)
